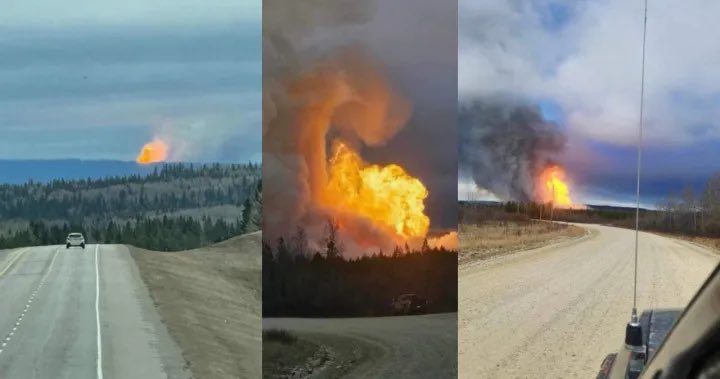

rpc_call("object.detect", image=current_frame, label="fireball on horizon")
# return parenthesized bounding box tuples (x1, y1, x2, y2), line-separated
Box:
(136, 138, 169, 164)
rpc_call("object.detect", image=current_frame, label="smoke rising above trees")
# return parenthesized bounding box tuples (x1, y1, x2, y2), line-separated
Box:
(458, 99, 566, 202)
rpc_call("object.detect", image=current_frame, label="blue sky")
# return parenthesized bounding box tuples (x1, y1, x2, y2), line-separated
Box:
(0, 0, 260, 162)
(459, 0, 720, 206)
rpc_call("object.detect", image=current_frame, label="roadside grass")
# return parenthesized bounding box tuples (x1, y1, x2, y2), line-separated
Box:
(654, 232, 720, 253)
(263, 331, 325, 378)
(264, 329, 298, 345)
(128, 232, 261, 379)
(460, 220, 586, 265)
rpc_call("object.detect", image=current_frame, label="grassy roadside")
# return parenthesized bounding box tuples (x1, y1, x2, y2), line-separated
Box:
(263, 329, 328, 378)
(128, 231, 261, 379)
(652, 232, 720, 253)
(459, 221, 586, 265)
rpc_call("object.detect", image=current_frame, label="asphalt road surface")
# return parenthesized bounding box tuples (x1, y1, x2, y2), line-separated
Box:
(459, 224, 719, 378)
(264, 313, 457, 378)
(0, 244, 190, 379)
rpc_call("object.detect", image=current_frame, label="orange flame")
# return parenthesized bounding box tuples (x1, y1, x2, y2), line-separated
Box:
(136, 139, 168, 164)
(321, 140, 430, 240)
(428, 231, 458, 250)
(540, 165, 573, 207)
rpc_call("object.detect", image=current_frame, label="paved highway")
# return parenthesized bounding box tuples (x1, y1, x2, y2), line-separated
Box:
(0, 244, 190, 379)
(459, 224, 719, 378)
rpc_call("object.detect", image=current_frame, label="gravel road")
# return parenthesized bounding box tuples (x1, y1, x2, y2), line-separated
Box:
(459, 224, 719, 378)
(264, 313, 457, 378)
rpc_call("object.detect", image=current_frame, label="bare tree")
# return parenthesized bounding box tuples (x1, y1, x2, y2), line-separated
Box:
(290, 225, 309, 257)
(324, 218, 342, 260)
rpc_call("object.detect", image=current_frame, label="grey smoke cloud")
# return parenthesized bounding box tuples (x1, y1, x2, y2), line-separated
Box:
(459, 99, 566, 202)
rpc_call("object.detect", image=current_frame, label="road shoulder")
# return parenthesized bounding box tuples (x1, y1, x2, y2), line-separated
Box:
(127, 232, 261, 379)
(460, 222, 595, 273)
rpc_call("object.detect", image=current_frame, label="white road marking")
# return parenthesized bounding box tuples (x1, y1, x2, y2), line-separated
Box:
(0, 247, 60, 356)
(0, 248, 29, 278)
(95, 244, 104, 379)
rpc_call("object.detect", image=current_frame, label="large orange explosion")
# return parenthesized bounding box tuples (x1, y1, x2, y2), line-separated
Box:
(322, 140, 430, 239)
(136, 139, 169, 164)
(539, 165, 574, 207)
(264, 52, 456, 253)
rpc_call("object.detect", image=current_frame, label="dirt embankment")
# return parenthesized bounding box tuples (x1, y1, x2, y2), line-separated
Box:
(459, 221, 586, 265)
(128, 231, 261, 379)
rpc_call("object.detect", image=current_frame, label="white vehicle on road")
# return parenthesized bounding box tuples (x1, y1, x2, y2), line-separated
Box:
(66, 232, 86, 249)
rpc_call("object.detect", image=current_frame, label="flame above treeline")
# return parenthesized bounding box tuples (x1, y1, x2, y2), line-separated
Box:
(322, 140, 430, 240)
(136, 138, 168, 164)
(263, 50, 457, 254)
(537, 165, 584, 209)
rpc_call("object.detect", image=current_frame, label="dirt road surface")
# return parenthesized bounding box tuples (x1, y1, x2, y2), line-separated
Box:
(459, 224, 719, 378)
(264, 313, 457, 378)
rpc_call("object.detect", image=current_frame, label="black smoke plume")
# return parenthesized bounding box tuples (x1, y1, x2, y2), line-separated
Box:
(458, 99, 566, 201)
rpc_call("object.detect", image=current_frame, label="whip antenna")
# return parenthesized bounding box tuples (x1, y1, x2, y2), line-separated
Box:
(632, 0, 649, 323)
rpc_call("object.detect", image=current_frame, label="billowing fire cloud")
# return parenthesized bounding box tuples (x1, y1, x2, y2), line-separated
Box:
(263, 0, 454, 255)
(136, 138, 168, 164)
(264, 53, 437, 254)
(322, 140, 430, 241)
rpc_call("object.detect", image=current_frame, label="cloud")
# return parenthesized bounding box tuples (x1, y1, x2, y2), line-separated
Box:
(460, 0, 720, 147)
(459, 0, 720, 204)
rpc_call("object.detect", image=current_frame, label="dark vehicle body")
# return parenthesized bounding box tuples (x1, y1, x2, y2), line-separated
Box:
(391, 294, 428, 315)
(597, 264, 720, 379)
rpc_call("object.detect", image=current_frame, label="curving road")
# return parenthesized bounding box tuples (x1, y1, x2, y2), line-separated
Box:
(0, 244, 190, 379)
(264, 313, 457, 378)
(459, 224, 719, 378)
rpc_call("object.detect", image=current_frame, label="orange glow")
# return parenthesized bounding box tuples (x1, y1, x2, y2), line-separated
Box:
(136, 139, 168, 164)
(321, 140, 430, 239)
(429, 231, 459, 250)
(540, 165, 573, 207)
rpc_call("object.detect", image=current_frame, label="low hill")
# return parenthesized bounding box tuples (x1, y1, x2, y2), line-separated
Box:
(129, 231, 261, 379)
(0, 162, 261, 250)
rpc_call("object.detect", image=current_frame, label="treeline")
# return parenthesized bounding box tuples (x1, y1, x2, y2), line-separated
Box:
(621, 174, 720, 237)
(0, 163, 262, 251)
(0, 215, 246, 251)
(0, 163, 260, 219)
(460, 172, 720, 239)
(0, 183, 260, 251)
(463, 201, 643, 224)
(263, 220, 457, 317)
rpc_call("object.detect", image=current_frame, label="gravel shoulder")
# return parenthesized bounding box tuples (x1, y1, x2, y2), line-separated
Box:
(128, 231, 261, 379)
(459, 224, 719, 378)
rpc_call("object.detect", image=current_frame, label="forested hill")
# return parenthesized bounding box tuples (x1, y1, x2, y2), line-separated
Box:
(0, 162, 261, 251)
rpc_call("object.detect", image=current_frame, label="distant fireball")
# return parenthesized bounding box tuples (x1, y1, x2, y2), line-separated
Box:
(136, 138, 168, 164)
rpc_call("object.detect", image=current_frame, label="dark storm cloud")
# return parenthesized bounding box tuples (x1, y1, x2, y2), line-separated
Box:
(564, 140, 720, 207)
(355, 0, 458, 229)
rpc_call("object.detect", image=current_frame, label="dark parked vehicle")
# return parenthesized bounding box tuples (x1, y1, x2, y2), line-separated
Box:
(597, 263, 720, 379)
(391, 294, 428, 315)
